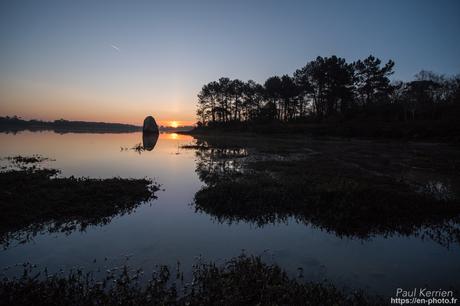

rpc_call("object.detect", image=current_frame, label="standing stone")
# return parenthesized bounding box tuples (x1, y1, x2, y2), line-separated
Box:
(143, 116, 159, 133)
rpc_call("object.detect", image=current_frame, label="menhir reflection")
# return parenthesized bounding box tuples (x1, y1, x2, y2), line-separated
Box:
(142, 131, 159, 151)
(130, 131, 159, 154)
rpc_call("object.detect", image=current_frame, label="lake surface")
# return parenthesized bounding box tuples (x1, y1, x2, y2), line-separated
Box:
(1, 131, 459, 296)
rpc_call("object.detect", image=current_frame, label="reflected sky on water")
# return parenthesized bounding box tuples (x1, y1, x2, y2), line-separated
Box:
(0, 131, 459, 296)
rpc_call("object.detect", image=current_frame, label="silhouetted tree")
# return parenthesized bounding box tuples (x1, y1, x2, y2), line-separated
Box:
(243, 80, 265, 121)
(353, 55, 395, 113)
(264, 76, 283, 120)
(293, 65, 313, 118)
(195, 55, 458, 129)
(279, 75, 299, 120)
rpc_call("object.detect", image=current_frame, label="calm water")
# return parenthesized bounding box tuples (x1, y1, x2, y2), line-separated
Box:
(0, 131, 459, 296)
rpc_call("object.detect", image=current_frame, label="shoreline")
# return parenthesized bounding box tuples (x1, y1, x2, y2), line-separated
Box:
(180, 120, 460, 143)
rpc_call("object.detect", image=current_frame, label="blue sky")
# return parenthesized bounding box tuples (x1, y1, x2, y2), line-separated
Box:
(1, 0, 459, 124)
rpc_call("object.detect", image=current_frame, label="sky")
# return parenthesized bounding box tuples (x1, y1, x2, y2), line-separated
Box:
(1, 0, 459, 126)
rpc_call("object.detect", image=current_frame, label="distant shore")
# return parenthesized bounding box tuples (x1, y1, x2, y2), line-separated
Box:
(0, 116, 141, 134)
(183, 119, 460, 142)
(0, 116, 194, 134)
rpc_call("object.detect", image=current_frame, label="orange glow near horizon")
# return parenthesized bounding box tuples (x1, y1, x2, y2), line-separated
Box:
(157, 120, 195, 127)
(0, 80, 196, 127)
(0, 111, 195, 127)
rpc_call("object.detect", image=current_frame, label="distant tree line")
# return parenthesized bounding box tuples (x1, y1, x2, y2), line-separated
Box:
(0, 116, 140, 133)
(196, 55, 460, 126)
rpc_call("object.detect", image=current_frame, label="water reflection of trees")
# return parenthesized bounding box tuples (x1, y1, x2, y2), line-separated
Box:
(190, 139, 460, 248)
(194, 139, 248, 185)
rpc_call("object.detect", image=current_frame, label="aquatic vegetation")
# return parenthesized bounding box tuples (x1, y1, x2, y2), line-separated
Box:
(3, 155, 52, 165)
(1, 155, 55, 171)
(0, 255, 381, 305)
(132, 142, 146, 154)
(0, 156, 159, 247)
(187, 136, 460, 247)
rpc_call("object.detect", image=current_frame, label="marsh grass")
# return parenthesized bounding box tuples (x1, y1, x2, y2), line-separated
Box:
(186, 135, 460, 246)
(132, 142, 146, 154)
(0, 255, 382, 306)
(0, 156, 159, 247)
(3, 155, 52, 165)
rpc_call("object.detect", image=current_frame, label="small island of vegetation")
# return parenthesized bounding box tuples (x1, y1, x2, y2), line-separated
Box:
(0, 155, 159, 247)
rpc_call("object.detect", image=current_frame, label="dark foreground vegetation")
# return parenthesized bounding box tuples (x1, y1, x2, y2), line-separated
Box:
(195, 55, 460, 140)
(0, 156, 158, 246)
(0, 255, 381, 306)
(0, 116, 141, 133)
(185, 135, 460, 247)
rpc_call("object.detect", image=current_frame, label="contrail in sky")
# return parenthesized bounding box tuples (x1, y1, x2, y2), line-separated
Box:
(111, 44, 120, 51)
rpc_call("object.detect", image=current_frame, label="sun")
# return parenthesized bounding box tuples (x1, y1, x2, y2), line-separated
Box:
(169, 121, 179, 128)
